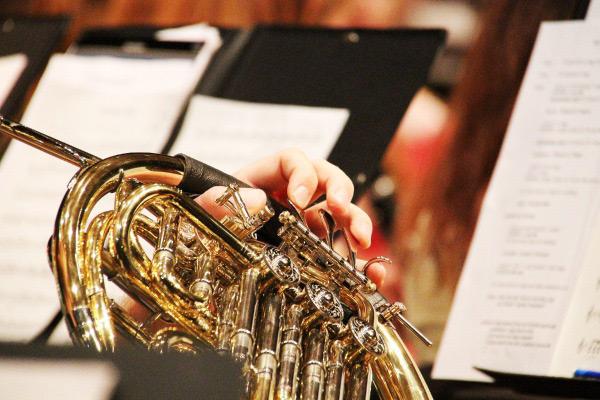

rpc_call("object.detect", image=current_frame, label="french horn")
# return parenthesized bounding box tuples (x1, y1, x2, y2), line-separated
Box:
(0, 116, 432, 400)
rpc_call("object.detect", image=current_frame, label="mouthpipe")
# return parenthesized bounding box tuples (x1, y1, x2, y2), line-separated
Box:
(0, 116, 251, 196)
(0, 115, 284, 242)
(0, 115, 100, 168)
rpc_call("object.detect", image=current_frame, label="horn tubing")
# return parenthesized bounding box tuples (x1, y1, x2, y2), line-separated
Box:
(51, 153, 185, 349)
(0, 115, 100, 168)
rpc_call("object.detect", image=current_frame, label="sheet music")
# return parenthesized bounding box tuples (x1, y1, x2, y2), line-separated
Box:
(169, 95, 349, 174)
(587, 0, 600, 20)
(550, 210, 600, 374)
(434, 21, 600, 381)
(156, 23, 221, 92)
(0, 52, 202, 341)
(156, 23, 221, 44)
(0, 53, 27, 107)
(0, 359, 116, 399)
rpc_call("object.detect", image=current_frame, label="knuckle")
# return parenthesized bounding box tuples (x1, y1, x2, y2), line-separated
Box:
(280, 147, 306, 161)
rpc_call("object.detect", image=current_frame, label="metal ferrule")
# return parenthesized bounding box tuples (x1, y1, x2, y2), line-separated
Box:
(217, 284, 239, 353)
(152, 207, 189, 298)
(323, 340, 345, 400)
(189, 252, 214, 304)
(275, 303, 303, 400)
(300, 327, 327, 400)
(250, 292, 283, 400)
(231, 268, 260, 362)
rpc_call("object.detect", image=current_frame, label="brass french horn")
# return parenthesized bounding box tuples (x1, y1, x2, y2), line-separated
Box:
(0, 116, 432, 400)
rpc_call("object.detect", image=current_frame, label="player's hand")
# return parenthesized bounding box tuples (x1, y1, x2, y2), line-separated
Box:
(195, 148, 386, 287)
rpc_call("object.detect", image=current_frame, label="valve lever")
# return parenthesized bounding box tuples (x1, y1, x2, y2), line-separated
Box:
(216, 184, 252, 224)
(287, 199, 307, 226)
(342, 230, 357, 268)
(362, 256, 392, 272)
(379, 302, 432, 347)
(318, 209, 336, 247)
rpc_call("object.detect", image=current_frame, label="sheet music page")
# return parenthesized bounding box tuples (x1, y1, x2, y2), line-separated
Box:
(156, 23, 221, 90)
(156, 23, 221, 44)
(587, 0, 600, 20)
(433, 21, 600, 381)
(169, 95, 349, 174)
(0, 359, 116, 400)
(0, 53, 201, 341)
(0, 53, 27, 107)
(550, 207, 600, 374)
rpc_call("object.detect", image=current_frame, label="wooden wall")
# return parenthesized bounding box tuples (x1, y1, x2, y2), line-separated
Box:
(0, 0, 413, 46)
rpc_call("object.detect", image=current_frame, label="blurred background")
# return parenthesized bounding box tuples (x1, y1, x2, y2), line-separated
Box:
(1, 0, 481, 66)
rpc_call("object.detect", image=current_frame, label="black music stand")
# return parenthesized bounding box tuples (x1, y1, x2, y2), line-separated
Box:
(0, 15, 70, 119)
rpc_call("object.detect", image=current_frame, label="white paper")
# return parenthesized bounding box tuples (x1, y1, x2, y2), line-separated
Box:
(0, 53, 27, 107)
(157, 23, 221, 92)
(0, 53, 201, 341)
(169, 95, 349, 174)
(434, 21, 600, 381)
(0, 359, 117, 400)
(156, 23, 221, 44)
(549, 203, 600, 374)
(587, 0, 600, 20)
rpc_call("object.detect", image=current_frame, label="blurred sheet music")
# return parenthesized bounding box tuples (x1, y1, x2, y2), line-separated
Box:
(169, 95, 349, 174)
(0, 51, 207, 342)
(0, 53, 27, 107)
(156, 23, 221, 44)
(434, 21, 600, 381)
(0, 359, 117, 400)
(587, 0, 600, 19)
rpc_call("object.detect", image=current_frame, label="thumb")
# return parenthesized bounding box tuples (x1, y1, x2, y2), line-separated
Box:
(194, 186, 268, 220)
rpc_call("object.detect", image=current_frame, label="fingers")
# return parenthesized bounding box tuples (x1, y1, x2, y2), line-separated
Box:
(231, 147, 372, 251)
(234, 149, 318, 208)
(304, 201, 372, 249)
(364, 262, 386, 288)
(355, 259, 387, 288)
(194, 186, 267, 219)
(234, 149, 355, 214)
(192, 185, 386, 290)
(311, 159, 354, 219)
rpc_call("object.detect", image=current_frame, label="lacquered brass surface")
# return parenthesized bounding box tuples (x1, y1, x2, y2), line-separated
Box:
(1, 116, 433, 400)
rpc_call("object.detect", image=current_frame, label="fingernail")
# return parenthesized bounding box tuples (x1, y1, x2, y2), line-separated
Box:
(239, 188, 267, 212)
(292, 185, 310, 207)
